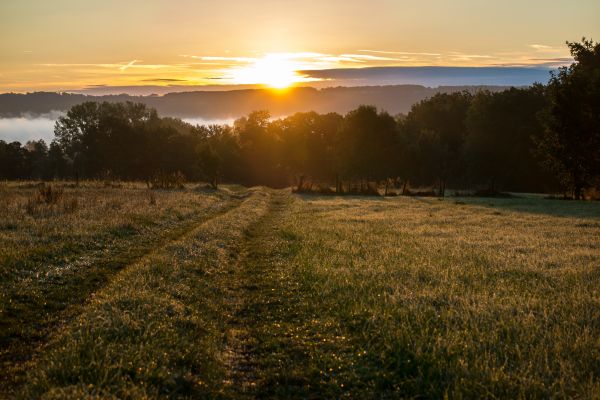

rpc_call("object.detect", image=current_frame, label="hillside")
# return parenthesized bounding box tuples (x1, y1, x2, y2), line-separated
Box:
(0, 85, 511, 119)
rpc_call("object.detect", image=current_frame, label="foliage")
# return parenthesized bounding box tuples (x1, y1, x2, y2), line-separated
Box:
(1, 40, 598, 197)
(537, 38, 600, 199)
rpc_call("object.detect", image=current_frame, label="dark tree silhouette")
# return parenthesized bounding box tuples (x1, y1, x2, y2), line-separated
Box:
(538, 38, 600, 199)
(466, 86, 552, 193)
(403, 92, 472, 196)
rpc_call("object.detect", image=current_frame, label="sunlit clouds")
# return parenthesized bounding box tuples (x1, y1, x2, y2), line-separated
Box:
(2, 0, 598, 92)
(2, 48, 575, 92)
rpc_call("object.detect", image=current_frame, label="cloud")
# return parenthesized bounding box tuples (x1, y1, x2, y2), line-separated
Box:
(527, 57, 573, 67)
(181, 55, 255, 63)
(449, 53, 493, 60)
(338, 54, 400, 62)
(529, 57, 573, 62)
(298, 66, 554, 86)
(358, 49, 442, 56)
(39, 62, 175, 70)
(529, 44, 559, 52)
(140, 78, 189, 82)
(119, 60, 139, 71)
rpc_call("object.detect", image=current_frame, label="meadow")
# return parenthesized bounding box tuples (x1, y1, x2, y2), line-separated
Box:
(0, 182, 599, 398)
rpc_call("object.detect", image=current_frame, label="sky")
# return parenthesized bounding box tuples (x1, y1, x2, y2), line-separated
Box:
(1, 0, 599, 92)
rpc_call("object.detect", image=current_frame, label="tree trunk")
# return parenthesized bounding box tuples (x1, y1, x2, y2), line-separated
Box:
(297, 175, 305, 192)
(574, 184, 583, 200)
(438, 178, 446, 197)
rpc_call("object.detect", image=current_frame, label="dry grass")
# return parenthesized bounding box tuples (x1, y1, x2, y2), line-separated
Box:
(1, 185, 599, 398)
(275, 193, 600, 397)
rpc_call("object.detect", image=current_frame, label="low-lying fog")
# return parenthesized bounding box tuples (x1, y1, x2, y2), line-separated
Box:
(0, 115, 58, 143)
(0, 115, 234, 144)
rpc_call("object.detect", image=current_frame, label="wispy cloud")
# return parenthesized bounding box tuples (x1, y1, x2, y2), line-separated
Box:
(180, 55, 255, 63)
(119, 59, 138, 71)
(140, 78, 189, 82)
(358, 49, 441, 56)
(339, 54, 399, 62)
(529, 44, 559, 52)
(40, 62, 174, 70)
(449, 53, 493, 60)
(19, 46, 572, 93)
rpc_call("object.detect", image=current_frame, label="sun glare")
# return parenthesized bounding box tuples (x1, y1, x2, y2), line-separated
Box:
(231, 54, 302, 89)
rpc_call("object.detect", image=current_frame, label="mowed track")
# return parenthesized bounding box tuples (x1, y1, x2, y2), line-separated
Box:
(13, 188, 278, 398)
(3, 187, 600, 398)
(0, 191, 243, 397)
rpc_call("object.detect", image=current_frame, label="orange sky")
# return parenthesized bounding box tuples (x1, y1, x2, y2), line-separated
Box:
(1, 0, 599, 92)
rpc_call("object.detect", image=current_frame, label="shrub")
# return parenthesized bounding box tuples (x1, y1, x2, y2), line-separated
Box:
(150, 172, 186, 190)
(37, 185, 63, 205)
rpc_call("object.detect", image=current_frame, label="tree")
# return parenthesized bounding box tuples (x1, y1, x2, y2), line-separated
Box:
(336, 106, 399, 193)
(404, 92, 472, 196)
(538, 38, 600, 199)
(278, 111, 343, 190)
(465, 86, 551, 193)
(24, 140, 50, 180)
(235, 110, 285, 187)
(197, 143, 221, 188)
(0, 141, 27, 179)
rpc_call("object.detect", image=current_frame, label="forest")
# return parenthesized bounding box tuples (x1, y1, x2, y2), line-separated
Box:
(1, 40, 599, 199)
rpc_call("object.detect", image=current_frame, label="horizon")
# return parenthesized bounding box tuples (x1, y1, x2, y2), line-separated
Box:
(1, 66, 557, 96)
(2, 0, 599, 93)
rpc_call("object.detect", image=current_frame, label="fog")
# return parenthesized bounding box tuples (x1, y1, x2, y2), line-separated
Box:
(0, 115, 236, 144)
(0, 115, 58, 144)
(181, 117, 235, 126)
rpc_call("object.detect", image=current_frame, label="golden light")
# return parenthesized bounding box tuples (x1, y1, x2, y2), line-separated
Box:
(230, 54, 303, 89)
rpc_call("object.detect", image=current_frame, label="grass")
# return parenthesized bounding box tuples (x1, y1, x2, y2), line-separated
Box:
(1, 184, 599, 398)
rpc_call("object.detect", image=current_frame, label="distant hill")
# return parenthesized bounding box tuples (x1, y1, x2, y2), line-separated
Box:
(0, 85, 512, 119)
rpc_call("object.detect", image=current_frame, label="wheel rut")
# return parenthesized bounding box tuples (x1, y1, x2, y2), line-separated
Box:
(221, 191, 297, 398)
(0, 196, 243, 397)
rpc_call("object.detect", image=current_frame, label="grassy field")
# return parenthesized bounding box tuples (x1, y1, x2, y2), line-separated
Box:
(1, 182, 599, 398)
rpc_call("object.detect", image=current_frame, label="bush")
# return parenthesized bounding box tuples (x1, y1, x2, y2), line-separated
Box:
(150, 172, 186, 190)
(37, 184, 63, 205)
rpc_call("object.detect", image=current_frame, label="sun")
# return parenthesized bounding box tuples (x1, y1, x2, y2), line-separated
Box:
(231, 54, 302, 89)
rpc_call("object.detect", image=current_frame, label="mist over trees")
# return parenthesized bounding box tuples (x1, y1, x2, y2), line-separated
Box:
(0, 85, 511, 119)
(1, 39, 599, 198)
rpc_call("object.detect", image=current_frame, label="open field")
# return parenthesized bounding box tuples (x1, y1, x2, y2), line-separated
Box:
(1, 182, 599, 398)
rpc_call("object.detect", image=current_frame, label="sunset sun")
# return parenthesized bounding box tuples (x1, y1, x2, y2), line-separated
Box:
(231, 54, 302, 88)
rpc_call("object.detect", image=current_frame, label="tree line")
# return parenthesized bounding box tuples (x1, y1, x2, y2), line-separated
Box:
(1, 39, 598, 198)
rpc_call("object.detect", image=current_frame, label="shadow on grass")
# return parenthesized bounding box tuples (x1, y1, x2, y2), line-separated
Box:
(449, 194, 600, 219)
(294, 190, 600, 220)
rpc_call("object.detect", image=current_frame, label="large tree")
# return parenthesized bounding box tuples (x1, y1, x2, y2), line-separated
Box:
(336, 106, 399, 192)
(404, 92, 472, 196)
(465, 86, 552, 193)
(538, 38, 600, 199)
